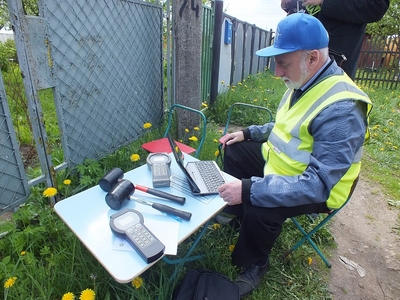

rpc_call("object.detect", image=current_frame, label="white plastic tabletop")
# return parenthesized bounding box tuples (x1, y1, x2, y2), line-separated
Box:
(54, 153, 233, 283)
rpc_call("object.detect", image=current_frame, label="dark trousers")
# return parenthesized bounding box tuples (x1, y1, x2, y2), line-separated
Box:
(223, 141, 329, 267)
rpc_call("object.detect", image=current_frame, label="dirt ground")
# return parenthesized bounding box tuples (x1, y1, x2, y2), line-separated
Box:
(328, 174, 400, 300)
(1, 173, 399, 299)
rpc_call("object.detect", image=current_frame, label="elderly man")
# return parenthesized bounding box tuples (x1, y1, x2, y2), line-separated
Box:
(217, 13, 372, 298)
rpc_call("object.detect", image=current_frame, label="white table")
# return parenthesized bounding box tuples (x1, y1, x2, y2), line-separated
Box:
(54, 154, 233, 283)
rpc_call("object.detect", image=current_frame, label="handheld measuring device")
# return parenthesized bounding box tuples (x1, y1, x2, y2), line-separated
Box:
(110, 209, 165, 263)
(146, 153, 171, 187)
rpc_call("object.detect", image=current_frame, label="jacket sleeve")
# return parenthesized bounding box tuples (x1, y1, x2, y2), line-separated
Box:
(244, 123, 275, 142)
(320, 0, 389, 24)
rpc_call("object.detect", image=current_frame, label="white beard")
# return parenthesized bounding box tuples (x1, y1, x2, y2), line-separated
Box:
(282, 58, 310, 90)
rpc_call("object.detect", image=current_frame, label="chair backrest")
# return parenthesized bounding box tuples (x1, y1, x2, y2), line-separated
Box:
(221, 102, 274, 136)
(163, 104, 207, 158)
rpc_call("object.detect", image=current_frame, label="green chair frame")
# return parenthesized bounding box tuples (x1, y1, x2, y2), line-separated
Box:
(216, 102, 273, 165)
(163, 104, 207, 158)
(282, 198, 350, 268)
(142, 104, 207, 158)
(283, 178, 358, 268)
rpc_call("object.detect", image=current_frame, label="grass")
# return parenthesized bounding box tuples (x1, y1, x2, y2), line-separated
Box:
(1, 70, 399, 299)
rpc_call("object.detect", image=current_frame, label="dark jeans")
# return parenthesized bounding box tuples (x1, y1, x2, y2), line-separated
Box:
(223, 141, 329, 267)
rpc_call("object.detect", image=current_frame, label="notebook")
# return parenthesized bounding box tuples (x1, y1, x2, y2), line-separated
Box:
(167, 134, 227, 195)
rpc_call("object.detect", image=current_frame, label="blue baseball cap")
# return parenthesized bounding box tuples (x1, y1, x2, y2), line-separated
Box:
(256, 13, 329, 57)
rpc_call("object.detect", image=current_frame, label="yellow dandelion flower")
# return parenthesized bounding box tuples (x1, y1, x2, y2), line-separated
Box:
(4, 277, 17, 289)
(219, 129, 223, 133)
(383, 128, 388, 133)
(214, 150, 220, 157)
(20, 251, 26, 256)
(130, 154, 140, 162)
(185, 128, 189, 133)
(221, 80, 225, 84)
(194, 126, 199, 131)
(202, 102, 208, 107)
(189, 136, 198, 142)
(238, 82, 242, 85)
(373, 133, 378, 137)
(379, 148, 384, 151)
(213, 223, 221, 230)
(389, 121, 394, 126)
(213, 139, 218, 143)
(253, 99, 258, 102)
(307, 257, 313, 265)
(393, 146, 398, 150)
(132, 277, 143, 289)
(43, 187, 58, 197)
(143, 122, 152, 129)
(63, 179, 72, 185)
(229, 245, 235, 252)
(62, 292, 75, 300)
(79, 288, 95, 300)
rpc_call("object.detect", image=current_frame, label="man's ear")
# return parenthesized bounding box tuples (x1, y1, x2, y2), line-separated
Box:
(309, 50, 320, 68)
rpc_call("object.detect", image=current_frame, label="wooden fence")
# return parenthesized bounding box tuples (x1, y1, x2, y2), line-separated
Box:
(356, 34, 400, 89)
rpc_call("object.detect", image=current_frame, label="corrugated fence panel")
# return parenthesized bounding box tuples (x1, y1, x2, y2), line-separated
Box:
(0, 73, 29, 212)
(43, 0, 164, 165)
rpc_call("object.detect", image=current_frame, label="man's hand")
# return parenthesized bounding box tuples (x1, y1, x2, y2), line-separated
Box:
(219, 131, 245, 150)
(218, 180, 243, 206)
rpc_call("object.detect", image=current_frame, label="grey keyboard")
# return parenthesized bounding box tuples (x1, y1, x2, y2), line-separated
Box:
(194, 161, 226, 192)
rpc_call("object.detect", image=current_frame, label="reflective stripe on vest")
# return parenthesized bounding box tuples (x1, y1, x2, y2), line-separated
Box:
(262, 74, 372, 209)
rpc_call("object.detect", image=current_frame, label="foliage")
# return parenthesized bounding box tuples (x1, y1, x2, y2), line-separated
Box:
(205, 72, 284, 126)
(2, 61, 34, 146)
(366, 0, 400, 36)
(0, 39, 16, 72)
(0, 0, 38, 29)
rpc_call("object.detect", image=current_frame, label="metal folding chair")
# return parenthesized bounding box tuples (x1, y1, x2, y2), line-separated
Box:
(142, 104, 207, 158)
(282, 178, 359, 267)
(216, 102, 273, 165)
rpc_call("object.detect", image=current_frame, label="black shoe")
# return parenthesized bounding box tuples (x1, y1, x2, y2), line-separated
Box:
(236, 259, 269, 298)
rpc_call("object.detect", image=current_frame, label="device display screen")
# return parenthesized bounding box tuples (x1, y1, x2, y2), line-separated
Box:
(116, 213, 135, 228)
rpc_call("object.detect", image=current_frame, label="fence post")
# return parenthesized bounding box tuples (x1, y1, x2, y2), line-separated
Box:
(173, 0, 203, 132)
(209, 0, 223, 105)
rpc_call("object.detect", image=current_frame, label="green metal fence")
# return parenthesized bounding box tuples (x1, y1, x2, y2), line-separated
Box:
(201, 5, 214, 104)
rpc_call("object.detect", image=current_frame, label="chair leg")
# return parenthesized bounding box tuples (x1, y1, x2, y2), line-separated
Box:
(282, 213, 339, 268)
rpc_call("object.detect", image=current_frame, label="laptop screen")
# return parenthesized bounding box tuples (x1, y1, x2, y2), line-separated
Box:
(167, 134, 201, 194)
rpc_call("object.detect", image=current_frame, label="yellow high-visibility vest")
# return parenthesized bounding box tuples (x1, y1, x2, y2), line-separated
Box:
(262, 73, 372, 209)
